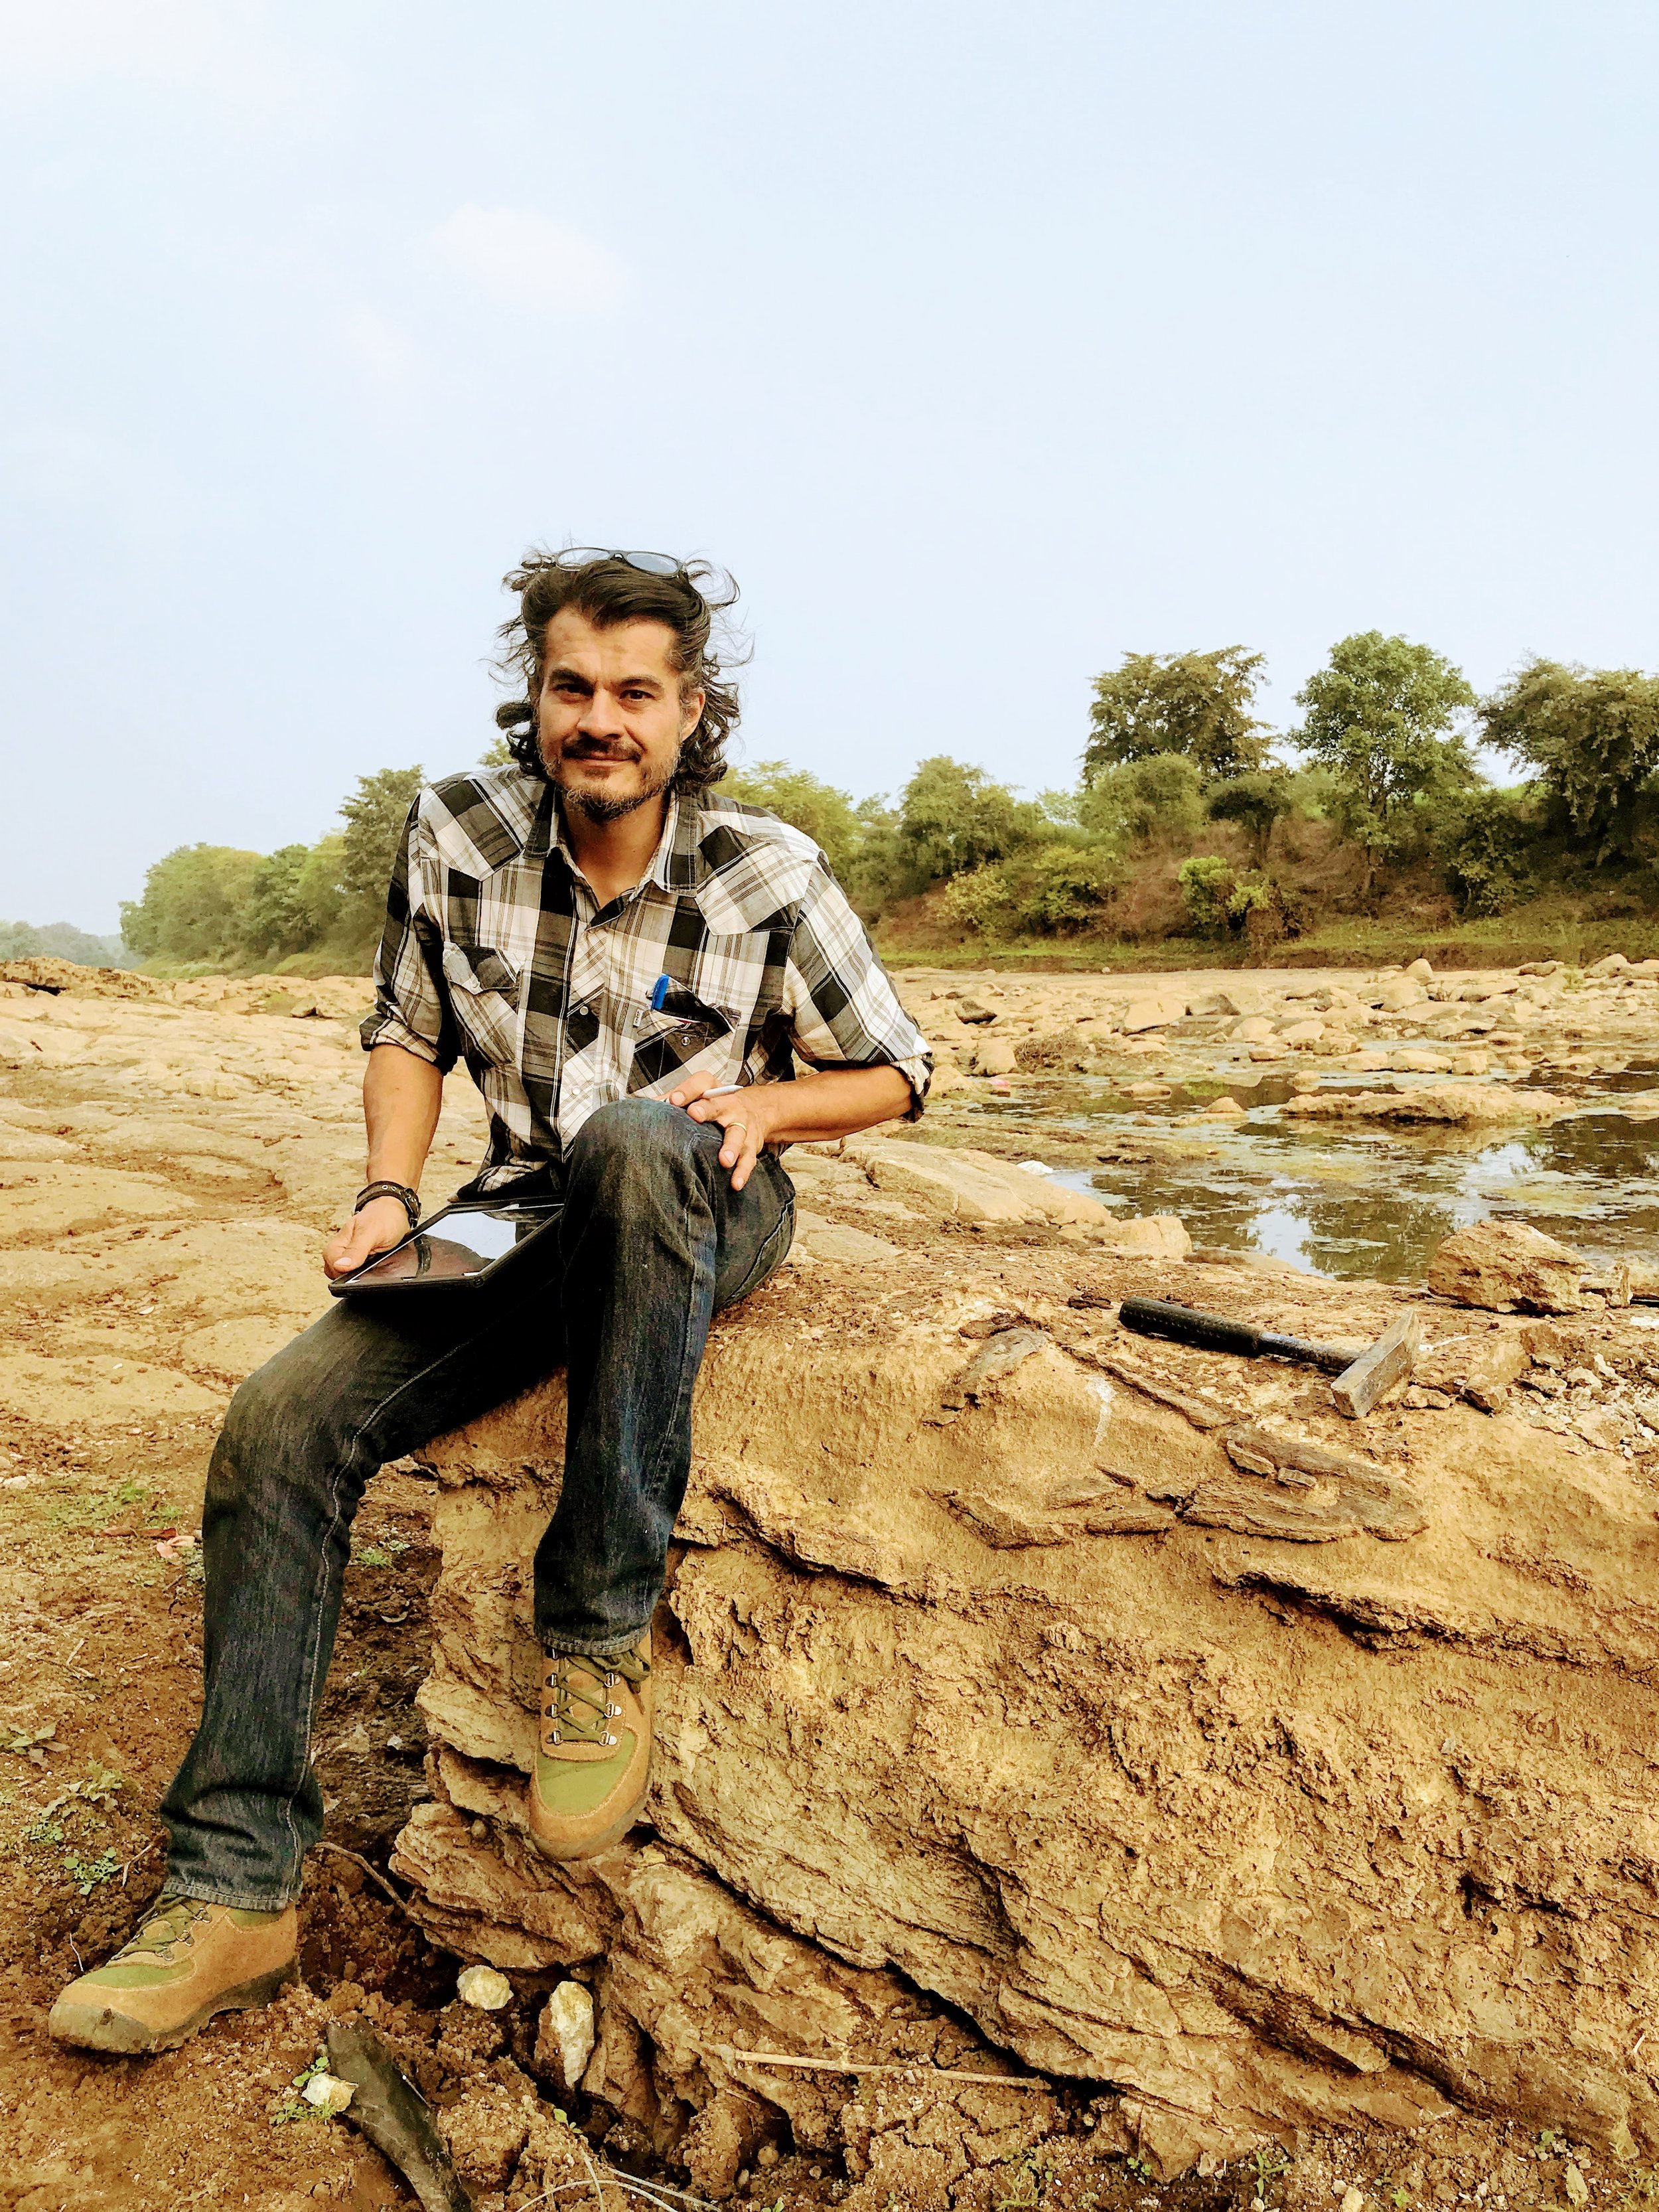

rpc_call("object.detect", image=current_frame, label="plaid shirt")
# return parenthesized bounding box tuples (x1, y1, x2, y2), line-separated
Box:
(360, 766, 932, 1190)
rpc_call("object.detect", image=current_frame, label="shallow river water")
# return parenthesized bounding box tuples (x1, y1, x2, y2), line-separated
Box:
(950, 1065, 1659, 1281)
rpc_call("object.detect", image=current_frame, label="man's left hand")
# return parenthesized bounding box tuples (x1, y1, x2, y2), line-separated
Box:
(666, 1073, 776, 1191)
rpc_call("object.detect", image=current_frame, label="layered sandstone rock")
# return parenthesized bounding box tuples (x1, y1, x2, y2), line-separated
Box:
(1426, 1221, 1591, 1315)
(391, 1249, 1659, 2182)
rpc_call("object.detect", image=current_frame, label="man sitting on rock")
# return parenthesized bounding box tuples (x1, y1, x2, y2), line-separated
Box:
(50, 549, 930, 2055)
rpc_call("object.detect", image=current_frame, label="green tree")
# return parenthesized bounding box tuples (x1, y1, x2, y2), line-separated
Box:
(897, 757, 1043, 888)
(340, 767, 425, 913)
(1294, 632, 1477, 883)
(119, 846, 263, 964)
(720, 760, 863, 878)
(1085, 648, 1269, 784)
(294, 834, 348, 946)
(242, 845, 315, 959)
(1478, 658, 1659, 859)
(1204, 768, 1295, 859)
(1077, 755, 1205, 846)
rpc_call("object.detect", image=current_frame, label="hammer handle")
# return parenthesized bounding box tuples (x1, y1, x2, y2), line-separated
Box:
(1119, 1295, 1352, 1374)
(1118, 1295, 1263, 1359)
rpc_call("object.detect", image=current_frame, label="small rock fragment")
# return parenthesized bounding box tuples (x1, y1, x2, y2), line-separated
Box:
(303, 2072, 357, 2115)
(972, 1037, 1019, 1076)
(1342, 2189, 1365, 2212)
(456, 1964, 513, 2010)
(1565, 2165, 1589, 2205)
(536, 1979, 597, 2089)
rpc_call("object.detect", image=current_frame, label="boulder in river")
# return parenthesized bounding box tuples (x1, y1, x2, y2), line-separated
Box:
(1426, 1219, 1588, 1314)
(1283, 1082, 1568, 1127)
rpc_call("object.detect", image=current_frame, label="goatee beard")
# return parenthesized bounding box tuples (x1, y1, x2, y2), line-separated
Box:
(549, 749, 680, 825)
(563, 785, 657, 824)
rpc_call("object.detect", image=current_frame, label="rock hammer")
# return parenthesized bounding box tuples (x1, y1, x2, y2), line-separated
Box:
(1117, 1293, 1420, 1419)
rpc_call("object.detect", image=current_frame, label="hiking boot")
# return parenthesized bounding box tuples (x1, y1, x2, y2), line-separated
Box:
(528, 1633, 652, 1862)
(47, 1891, 297, 2054)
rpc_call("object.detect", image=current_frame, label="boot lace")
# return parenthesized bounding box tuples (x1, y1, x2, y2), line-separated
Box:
(110, 1892, 209, 1963)
(543, 1646, 648, 1749)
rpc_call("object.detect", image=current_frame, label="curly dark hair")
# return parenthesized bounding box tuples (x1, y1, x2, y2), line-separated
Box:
(493, 551, 743, 794)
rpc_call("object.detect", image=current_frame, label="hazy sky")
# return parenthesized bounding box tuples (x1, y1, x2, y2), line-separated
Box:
(3, 1, 1656, 932)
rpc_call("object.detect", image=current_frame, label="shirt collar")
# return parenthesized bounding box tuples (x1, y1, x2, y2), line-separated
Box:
(547, 790, 685, 898)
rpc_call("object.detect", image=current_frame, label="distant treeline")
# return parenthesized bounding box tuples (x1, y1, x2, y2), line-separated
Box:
(0, 919, 133, 968)
(114, 636, 1659, 970)
(118, 768, 427, 972)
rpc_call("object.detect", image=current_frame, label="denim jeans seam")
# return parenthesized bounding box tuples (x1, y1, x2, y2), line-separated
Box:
(161, 1878, 295, 1915)
(722, 1192, 794, 1307)
(281, 1441, 362, 1896)
(620, 1143, 717, 1642)
(274, 1322, 531, 1900)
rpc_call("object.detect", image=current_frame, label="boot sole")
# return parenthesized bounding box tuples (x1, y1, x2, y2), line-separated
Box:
(527, 1787, 649, 1864)
(48, 1958, 299, 2054)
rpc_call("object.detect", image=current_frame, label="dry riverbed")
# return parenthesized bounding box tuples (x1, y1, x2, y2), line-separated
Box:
(0, 955, 1652, 2209)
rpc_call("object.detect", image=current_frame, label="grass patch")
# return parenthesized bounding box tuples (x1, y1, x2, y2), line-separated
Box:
(877, 895, 1659, 974)
(350, 1533, 410, 1568)
(41, 1477, 159, 1531)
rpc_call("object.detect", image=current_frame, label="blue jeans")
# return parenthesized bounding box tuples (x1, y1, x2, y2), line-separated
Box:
(159, 1100, 796, 1909)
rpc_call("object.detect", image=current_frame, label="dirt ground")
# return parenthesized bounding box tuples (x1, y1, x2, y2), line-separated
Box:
(0, 962, 1648, 2210)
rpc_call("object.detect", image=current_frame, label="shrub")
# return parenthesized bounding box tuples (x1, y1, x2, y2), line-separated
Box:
(1177, 856, 1285, 939)
(1177, 855, 1236, 934)
(940, 864, 1015, 936)
(1437, 789, 1538, 917)
(1080, 755, 1205, 845)
(940, 843, 1116, 938)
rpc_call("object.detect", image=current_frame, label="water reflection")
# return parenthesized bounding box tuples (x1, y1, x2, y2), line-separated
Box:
(954, 1065, 1659, 1282)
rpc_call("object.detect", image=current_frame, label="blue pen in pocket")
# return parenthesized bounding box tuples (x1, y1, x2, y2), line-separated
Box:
(632, 974, 674, 1035)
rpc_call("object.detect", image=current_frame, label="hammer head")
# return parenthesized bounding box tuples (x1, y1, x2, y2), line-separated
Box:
(1330, 1311, 1421, 1419)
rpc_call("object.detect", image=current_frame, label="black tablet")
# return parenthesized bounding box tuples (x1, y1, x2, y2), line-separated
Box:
(328, 1198, 561, 1297)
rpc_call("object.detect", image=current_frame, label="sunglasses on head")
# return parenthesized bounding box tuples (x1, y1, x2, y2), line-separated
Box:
(550, 548, 684, 577)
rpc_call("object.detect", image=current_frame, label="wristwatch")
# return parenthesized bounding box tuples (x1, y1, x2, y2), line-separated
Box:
(354, 1181, 421, 1231)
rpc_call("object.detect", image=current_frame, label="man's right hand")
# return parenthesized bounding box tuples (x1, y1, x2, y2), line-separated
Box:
(323, 1196, 414, 1280)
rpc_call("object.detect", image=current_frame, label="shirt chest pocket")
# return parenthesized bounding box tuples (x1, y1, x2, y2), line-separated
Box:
(626, 995, 736, 1096)
(441, 942, 522, 1064)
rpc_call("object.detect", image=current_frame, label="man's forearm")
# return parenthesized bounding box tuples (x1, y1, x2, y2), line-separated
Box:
(755, 1063, 916, 1147)
(363, 1044, 445, 1187)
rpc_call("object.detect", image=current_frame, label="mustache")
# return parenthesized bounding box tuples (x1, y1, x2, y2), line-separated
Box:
(558, 735, 642, 763)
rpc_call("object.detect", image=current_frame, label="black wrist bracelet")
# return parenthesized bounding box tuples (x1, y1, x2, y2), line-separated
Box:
(354, 1181, 421, 1230)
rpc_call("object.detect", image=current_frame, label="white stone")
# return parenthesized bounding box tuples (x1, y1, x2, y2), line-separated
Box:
(302, 2073, 356, 2115)
(541, 1978, 597, 2087)
(457, 1962, 514, 2010)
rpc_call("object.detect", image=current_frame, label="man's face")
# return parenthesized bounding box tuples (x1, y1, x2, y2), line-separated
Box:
(536, 608, 705, 824)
